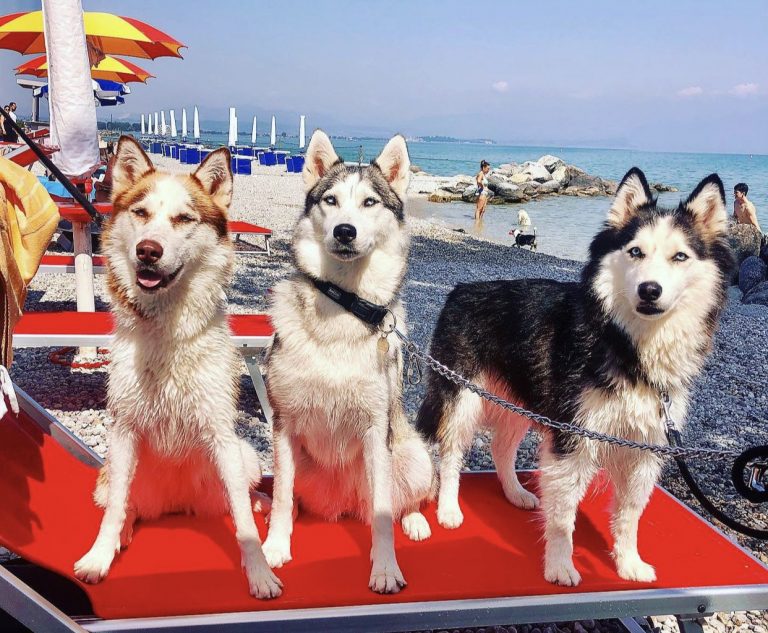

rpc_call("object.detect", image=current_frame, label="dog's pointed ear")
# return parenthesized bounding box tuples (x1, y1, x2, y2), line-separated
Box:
(608, 167, 653, 227)
(193, 147, 233, 210)
(112, 135, 154, 200)
(303, 130, 340, 189)
(684, 173, 727, 238)
(373, 134, 410, 199)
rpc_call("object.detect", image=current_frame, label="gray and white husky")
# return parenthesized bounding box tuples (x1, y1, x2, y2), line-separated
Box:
(417, 168, 733, 586)
(264, 130, 434, 594)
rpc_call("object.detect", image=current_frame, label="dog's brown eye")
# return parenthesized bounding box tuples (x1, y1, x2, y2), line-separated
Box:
(176, 214, 196, 223)
(363, 197, 378, 207)
(323, 195, 337, 206)
(132, 208, 147, 218)
(673, 252, 689, 262)
(628, 246, 643, 259)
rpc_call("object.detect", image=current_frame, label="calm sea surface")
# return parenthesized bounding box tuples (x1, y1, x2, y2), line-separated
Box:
(196, 132, 767, 261)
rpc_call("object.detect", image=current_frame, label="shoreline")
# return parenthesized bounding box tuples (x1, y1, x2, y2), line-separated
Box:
(13, 157, 768, 628)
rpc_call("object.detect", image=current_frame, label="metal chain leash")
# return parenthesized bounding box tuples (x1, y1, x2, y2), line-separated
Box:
(393, 328, 740, 461)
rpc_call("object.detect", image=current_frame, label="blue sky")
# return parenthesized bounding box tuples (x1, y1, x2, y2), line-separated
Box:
(1, 0, 766, 153)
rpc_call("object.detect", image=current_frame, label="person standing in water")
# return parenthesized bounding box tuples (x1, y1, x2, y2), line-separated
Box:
(475, 160, 491, 221)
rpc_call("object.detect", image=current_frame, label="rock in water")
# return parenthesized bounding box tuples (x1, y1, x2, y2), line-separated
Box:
(728, 224, 763, 281)
(538, 154, 565, 173)
(521, 161, 552, 183)
(551, 164, 569, 184)
(739, 256, 768, 294)
(760, 235, 768, 265)
(742, 280, 768, 308)
(651, 182, 679, 192)
(537, 179, 561, 194)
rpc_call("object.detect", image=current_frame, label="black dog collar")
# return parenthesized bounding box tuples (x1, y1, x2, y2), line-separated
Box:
(307, 275, 390, 327)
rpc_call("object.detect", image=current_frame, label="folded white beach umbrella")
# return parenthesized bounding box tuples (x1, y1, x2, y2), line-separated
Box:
(41, 0, 99, 178)
(193, 106, 200, 141)
(140, 114, 145, 135)
(228, 107, 237, 148)
(154, 112, 159, 135)
(181, 108, 187, 140)
(251, 115, 257, 145)
(299, 115, 306, 150)
(270, 115, 276, 147)
(170, 110, 177, 138)
(160, 111, 167, 136)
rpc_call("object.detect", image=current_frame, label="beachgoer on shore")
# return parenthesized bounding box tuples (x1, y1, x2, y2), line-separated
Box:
(3, 104, 17, 143)
(734, 183, 762, 233)
(1, 106, 10, 142)
(475, 160, 491, 220)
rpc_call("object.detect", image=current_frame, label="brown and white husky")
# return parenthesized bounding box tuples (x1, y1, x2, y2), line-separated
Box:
(73, 136, 282, 599)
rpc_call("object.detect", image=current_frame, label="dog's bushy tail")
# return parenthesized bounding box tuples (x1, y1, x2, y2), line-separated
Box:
(415, 386, 446, 441)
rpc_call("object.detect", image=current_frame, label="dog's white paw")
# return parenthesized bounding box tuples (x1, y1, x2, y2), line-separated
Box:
(437, 503, 464, 529)
(544, 558, 582, 587)
(74, 544, 117, 584)
(262, 535, 292, 569)
(506, 487, 540, 510)
(369, 559, 406, 594)
(245, 561, 283, 599)
(616, 555, 656, 583)
(401, 512, 431, 541)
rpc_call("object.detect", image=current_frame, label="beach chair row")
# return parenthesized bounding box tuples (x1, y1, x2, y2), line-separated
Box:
(143, 140, 304, 175)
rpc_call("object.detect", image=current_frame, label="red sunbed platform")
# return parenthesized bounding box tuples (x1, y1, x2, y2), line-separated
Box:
(1, 388, 767, 632)
(12, 311, 273, 349)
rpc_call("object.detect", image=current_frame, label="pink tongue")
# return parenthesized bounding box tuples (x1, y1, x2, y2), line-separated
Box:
(137, 270, 162, 288)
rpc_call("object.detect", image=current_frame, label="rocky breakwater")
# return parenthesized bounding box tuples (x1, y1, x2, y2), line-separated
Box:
(425, 155, 677, 205)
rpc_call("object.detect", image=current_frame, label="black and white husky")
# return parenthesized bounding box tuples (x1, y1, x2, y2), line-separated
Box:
(264, 130, 434, 594)
(417, 168, 733, 586)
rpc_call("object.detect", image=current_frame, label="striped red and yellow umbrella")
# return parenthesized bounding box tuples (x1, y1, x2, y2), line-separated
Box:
(16, 54, 154, 84)
(0, 11, 184, 59)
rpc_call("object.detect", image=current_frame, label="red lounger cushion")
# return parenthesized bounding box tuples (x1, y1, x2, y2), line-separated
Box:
(1, 404, 767, 620)
(14, 312, 272, 340)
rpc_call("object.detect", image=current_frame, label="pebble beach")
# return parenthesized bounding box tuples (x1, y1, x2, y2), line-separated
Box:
(12, 154, 768, 632)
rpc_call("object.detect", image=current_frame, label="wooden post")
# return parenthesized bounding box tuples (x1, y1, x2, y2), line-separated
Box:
(72, 220, 96, 357)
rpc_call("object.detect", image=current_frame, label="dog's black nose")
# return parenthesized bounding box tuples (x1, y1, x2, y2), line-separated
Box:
(136, 239, 163, 264)
(333, 223, 357, 244)
(638, 281, 662, 302)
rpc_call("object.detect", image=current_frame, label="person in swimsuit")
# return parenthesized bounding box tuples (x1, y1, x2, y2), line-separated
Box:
(475, 160, 491, 220)
(733, 183, 761, 233)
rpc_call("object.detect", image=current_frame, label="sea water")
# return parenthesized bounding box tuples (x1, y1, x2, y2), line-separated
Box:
(199, 132, 767, 261)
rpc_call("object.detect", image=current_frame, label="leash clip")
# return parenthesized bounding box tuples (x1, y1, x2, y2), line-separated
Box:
(405, 342, 422, 385)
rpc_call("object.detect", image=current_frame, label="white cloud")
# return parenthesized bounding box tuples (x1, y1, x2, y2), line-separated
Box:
(729, 82, 759, 97)
(491, 80, 509, 93)
(677, 86, 703, 97)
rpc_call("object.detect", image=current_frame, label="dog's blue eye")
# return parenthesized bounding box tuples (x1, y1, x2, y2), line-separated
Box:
(176, 214, 195, 223)
(323, 195, 337, 206)
(131, 208, 147, 218)
(363, 197, 378, 207)
(673, 252, 689, 262)
(628, 246, 643, 258)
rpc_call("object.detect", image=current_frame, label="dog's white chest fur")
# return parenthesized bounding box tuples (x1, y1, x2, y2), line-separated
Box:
(108, 314, 237, 454)
(268, 278, 403, 465)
